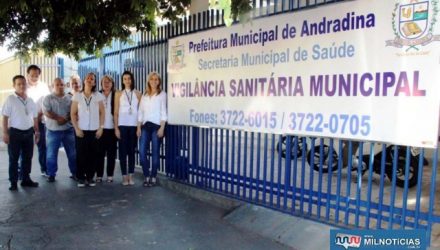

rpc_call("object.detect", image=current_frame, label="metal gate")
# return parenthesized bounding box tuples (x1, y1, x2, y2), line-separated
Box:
(20, 56, 64, 85)
(79, 0, 440, 245)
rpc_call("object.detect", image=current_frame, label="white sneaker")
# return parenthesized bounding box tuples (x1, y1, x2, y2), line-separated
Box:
(77, 180, 86, 188)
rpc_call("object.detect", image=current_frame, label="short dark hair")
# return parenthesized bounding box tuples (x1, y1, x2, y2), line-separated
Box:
(12, 75, 26, 84)
(26, 64, 41, 74)
(121, 71, 135, 90)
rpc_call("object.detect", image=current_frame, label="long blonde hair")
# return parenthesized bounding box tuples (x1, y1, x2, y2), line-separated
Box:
(145, 71, 162, 96)
(100, 75, 115, 91)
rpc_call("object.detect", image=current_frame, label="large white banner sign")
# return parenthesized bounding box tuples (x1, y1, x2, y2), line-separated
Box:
(167, 0, 440, 148)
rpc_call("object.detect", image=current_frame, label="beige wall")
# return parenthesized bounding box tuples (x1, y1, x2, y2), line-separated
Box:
(0, 57, 20, 88)
(0, 57, 19, 138)
(0, 57, 19, 108)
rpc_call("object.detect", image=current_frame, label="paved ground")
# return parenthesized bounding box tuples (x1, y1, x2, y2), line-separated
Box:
(0, 143, 288, 250)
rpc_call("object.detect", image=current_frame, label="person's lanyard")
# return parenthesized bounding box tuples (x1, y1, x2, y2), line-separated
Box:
(17, 95, 29, 115)
(104, 93, 111, 109)
(84, 94, 93, 113)
(125, 89, 133, 114)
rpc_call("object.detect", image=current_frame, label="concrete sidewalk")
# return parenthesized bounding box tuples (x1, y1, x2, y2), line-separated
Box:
(0, 142, 288, 250)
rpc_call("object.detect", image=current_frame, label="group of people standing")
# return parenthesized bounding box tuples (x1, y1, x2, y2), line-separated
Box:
(1, 65, 167, 190)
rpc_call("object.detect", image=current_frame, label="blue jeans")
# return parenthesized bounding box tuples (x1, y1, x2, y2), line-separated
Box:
(139, 122, 161, 178)
(118, 126, 137, 175)
(8, 128, 34, 183)
(46, 128, 77, 177)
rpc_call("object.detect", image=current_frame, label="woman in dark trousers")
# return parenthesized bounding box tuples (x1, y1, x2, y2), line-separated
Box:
(96, 75, 117, 183)
(71, 72, 105, 187)
(137, 71, 167, 187)
(114, 71, 142, 186)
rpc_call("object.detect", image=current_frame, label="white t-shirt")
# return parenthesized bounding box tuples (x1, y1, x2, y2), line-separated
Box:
(118, 89, 139, 127)
(103, 92, 114, 129)
(2, 93, 37, 130)
(27, 81, 50, 113)
(72, 92, 104, 131)
(138, 91, 167, 126)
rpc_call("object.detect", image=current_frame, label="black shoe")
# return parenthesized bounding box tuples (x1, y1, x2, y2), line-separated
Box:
(47, 176, 55, 182)
(9, 182, 17, 191)
(70, 175, 78, 181)
(21, 180, 39, 187)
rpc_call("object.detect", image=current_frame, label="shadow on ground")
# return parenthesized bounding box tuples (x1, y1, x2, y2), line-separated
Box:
(0, 144, 287, 250)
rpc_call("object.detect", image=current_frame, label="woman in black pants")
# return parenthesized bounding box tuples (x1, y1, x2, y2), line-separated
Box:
(96, 75, 117, 183)
(71, 72, 105, 187)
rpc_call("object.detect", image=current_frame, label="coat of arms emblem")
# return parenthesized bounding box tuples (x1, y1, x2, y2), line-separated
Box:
(386, 0, 439, 51)
(169, 40, 185, 71)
